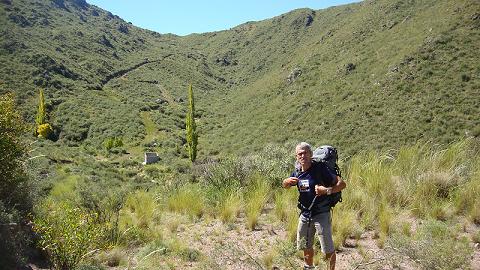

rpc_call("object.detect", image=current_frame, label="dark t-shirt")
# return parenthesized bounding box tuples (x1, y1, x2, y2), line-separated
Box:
(290, 162, 336, 217)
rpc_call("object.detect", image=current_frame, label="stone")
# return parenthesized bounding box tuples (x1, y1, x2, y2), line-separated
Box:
(118, 24, 129, 34)
(287, 67, 302, 83)
(344, 63, 356, 74)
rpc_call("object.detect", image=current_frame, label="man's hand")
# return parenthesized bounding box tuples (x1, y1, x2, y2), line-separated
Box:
(282, 177, 298, 188)
(315, 185, 329, 195)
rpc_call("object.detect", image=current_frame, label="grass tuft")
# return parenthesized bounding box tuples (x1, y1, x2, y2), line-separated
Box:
(218, 189, 243, 224)
(167, 184, 205, 219)
(245, 174, 270, 230)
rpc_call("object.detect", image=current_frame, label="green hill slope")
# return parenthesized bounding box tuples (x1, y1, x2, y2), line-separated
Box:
(188, 0, 480, 156)
(1, 0, 479, 159)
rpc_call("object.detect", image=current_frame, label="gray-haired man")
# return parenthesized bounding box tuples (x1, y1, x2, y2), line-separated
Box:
(282, 142, 346, 270)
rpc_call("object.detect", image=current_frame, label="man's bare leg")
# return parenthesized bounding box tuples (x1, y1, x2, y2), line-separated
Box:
(304, 248, 314, 267)
(325, 252, 336, 270)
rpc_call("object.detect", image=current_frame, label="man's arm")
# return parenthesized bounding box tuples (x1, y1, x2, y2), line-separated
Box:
(282, 177, 298, 188)
(315, 175, 346, 195)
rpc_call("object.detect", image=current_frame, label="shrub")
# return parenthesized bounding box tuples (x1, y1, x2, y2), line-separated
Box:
(387, 220, 473, 270)
(77, 186, 127, 247)
(196, 144, 293, 191)
(103, 137, 123, 151)
(197, 157, 250, 189)
(144, 165, 161, 179)
(0, 93, 32, 267)
(33, 200, 102, 270)
(135, 238, 170, 269)
(102, 248, 125, 267)
(37, 123, 53, 139)
(179, 247, 201, 262)
(0, 93, 29, 205)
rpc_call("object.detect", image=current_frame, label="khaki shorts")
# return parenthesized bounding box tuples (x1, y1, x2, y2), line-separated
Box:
(297, 211, 334, 254)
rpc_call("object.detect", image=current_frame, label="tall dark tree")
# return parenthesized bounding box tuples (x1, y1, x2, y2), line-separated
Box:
(185, 84, 198, 162)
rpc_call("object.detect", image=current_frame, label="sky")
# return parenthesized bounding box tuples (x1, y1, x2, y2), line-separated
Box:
(86, 0, 362, 36)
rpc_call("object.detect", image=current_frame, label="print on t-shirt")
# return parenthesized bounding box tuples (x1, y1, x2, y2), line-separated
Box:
(299, 179, 310, 192)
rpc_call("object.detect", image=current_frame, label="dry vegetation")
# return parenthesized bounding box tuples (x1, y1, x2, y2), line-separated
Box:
(31, 139, 480, 269)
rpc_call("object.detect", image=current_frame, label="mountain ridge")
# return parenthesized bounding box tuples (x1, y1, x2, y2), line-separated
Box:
(0, 0, 479, 158)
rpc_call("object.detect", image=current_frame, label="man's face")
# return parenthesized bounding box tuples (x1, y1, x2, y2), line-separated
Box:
(295, 147, 312, 166)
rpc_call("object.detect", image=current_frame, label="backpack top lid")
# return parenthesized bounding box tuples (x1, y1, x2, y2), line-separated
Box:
(312, 145, 337, 163)
(313, 145, 341, 176)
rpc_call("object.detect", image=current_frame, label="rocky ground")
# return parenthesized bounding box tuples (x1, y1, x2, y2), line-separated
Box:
(136, 209, 480, 270)
(27, 207, 480, 270)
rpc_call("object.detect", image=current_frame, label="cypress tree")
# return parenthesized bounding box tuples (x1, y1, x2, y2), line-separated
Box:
(36, 89, 45, 127)
(185, 84, 198, 162)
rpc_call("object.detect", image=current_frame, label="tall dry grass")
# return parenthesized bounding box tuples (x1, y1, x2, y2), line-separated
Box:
(218, 189, 243, 224)
(245, 174, 270, 230)
(343, 138, 478, 224)
(118, 190, 160, 245)
(166, 183, 205, 219)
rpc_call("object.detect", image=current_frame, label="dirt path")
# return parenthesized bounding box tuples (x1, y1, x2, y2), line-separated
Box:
(100, 54, 173, 88)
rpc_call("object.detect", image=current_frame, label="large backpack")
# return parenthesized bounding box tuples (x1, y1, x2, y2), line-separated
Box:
(313, 145, 342, 208)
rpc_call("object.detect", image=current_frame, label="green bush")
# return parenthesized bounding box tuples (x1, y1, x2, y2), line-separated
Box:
(196, 144, 293, 192)
(0, 93, 34, 268)
(33, 200, 102, 270)
(103, 137, 123, 151)
(0, 93, 29, 205)
(37, 123, 54, 139)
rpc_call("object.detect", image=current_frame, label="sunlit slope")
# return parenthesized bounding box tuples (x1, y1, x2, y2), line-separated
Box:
(0, 0, 478, 158)
(192, 0, 480, 156)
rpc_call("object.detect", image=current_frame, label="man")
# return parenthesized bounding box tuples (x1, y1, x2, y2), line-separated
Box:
(282, 142, 346, 270)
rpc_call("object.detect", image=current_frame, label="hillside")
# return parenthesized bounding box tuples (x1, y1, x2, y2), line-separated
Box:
(186, 0, 480, 156)
(1, 0, 479, 160)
